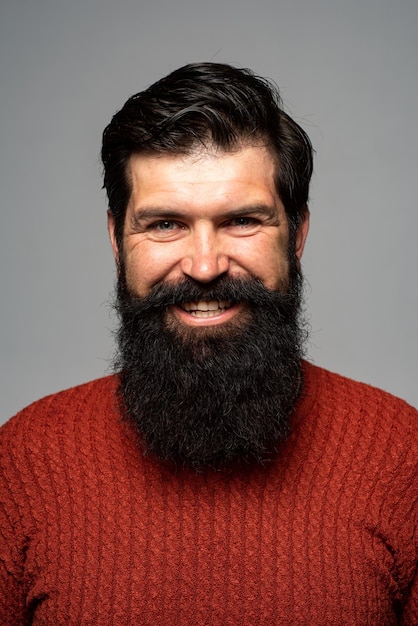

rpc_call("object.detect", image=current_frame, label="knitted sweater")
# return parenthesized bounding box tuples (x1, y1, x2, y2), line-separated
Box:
(0, 363, 417, 625)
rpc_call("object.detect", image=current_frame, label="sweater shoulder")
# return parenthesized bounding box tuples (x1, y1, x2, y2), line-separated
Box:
(0, 376, 122, 525)
(304, 360, 417, 424)
(0, 375, 119, 446)
(301, 360, 418, 502)
(300, 361, 418, 465)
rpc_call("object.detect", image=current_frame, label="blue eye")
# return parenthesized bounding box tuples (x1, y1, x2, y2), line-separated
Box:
(147, 220, 185, 239)
(155, 220, 175, 230)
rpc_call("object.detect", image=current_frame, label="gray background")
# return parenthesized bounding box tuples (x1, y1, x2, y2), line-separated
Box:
(1, 0, 417, 424)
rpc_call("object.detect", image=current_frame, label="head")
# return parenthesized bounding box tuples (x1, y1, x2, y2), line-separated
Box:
(102, 62, 313, 255)
(101, 63, 314, 469)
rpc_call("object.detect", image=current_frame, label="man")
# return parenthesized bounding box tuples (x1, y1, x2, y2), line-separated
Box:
(0, 63, 416, 625)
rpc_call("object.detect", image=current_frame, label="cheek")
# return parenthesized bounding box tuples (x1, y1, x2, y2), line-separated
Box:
(259, 259, 290, 291)
(123, 245, 181, 295)
(237, 237, 289, 290)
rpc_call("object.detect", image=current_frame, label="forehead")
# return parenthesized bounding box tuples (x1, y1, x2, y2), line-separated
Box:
(127, 145, 280, 211)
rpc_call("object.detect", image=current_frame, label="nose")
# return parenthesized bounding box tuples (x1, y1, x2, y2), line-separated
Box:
(180, 226, 229, 283)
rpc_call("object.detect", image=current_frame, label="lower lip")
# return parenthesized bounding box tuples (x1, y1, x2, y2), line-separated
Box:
(170, 304, 241, 327)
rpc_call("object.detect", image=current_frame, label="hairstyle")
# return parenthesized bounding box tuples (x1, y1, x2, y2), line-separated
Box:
(101, 62, 313, 249)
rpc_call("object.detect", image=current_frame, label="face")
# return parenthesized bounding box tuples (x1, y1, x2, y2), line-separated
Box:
(108, 145, 309, 329)
(111, 145, 310, 467)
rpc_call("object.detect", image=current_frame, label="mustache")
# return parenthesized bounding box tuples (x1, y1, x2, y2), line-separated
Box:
(117, 274, 299, 314)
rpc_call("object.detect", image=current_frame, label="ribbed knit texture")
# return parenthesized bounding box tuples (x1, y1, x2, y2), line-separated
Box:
(1, 363, 417, 625)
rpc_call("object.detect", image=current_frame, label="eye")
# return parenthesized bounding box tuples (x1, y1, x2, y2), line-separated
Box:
(228, 216, 260, 228)
(151, 220, 177, 231)
(146, 219, 186, 240)
(148, 220, 184, 234)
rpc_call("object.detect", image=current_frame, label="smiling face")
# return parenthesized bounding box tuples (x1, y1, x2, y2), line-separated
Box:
(108, 145, 309, 329)
(110, 144, 309, 466)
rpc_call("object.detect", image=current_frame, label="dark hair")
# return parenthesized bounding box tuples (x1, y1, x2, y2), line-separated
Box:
(101, 62, 313, 249)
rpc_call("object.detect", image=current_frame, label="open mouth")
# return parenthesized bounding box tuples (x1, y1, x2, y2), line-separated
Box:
(180, 300, 232, 318)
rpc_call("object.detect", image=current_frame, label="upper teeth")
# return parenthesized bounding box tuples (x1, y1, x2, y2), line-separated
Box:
(182, 300, 231, 313)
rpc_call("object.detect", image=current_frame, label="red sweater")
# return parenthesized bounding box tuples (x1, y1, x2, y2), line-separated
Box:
(1, 363, 417, 625)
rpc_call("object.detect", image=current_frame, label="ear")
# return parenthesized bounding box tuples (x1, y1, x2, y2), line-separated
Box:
(107, 210, 120, 268)
(295, 207, 310, 261)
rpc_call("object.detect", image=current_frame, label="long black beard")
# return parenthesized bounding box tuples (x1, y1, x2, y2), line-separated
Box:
(114, 269, 306, 470)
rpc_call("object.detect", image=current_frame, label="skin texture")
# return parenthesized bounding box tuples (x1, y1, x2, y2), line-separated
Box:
(108, 145, 309, 328)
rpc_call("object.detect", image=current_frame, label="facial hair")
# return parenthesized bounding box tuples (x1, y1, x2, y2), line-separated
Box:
(114, 267, 306, 470)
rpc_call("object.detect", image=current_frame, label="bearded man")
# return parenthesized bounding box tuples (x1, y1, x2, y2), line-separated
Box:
(1, 63, 417, 625)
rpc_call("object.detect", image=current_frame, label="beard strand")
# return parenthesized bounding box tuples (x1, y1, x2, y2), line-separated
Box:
(114, 270, 307, 470)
